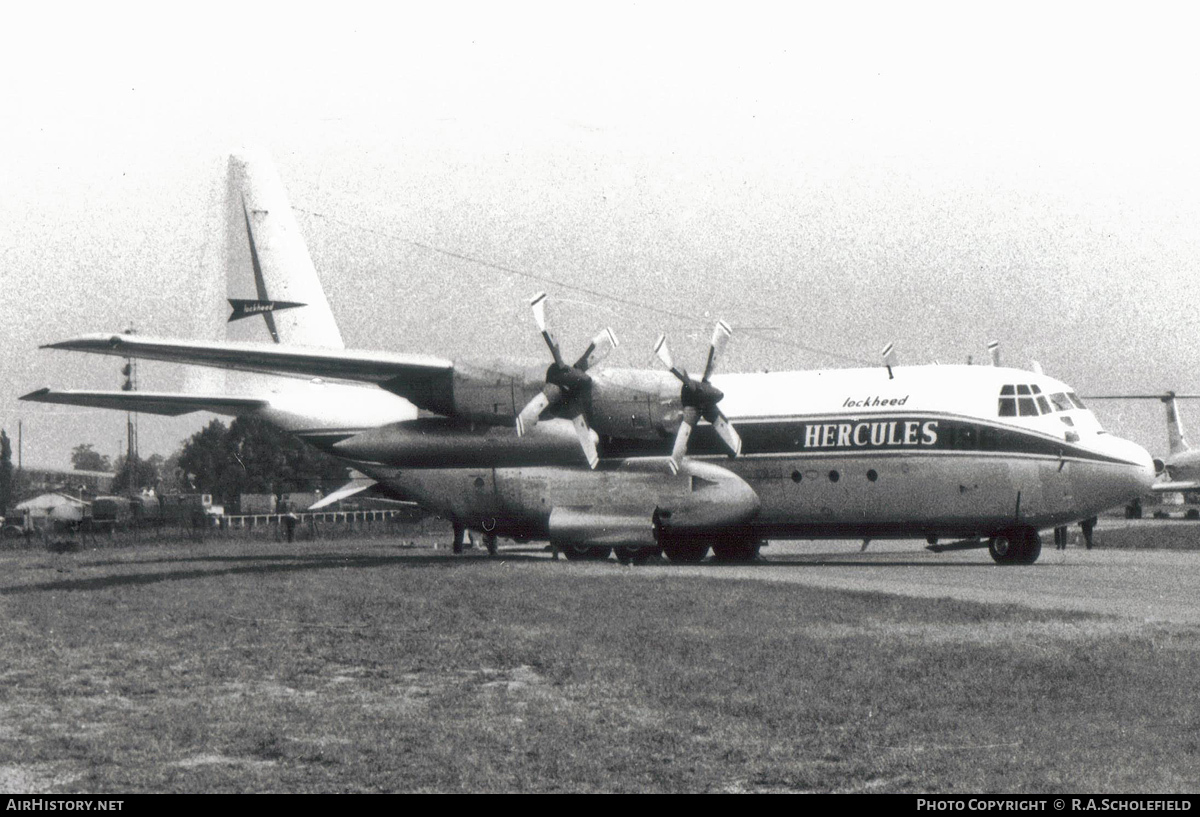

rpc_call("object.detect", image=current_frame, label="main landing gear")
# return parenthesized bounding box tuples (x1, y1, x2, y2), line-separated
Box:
(987, 527, 1042, 565)
(452, 522, 498, 557)
(560, 544, 612, 561)
(615, 546, 659, 565)
(658, 536, 763, 564)
(711, 539, 763, 563)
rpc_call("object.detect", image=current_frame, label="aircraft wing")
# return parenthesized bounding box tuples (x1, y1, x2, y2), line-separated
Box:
(20, 388, 270, 417)
(1085, 394, 1200, 399)
(43, 334, 454, 394)
(1149, 480, 1200, 493)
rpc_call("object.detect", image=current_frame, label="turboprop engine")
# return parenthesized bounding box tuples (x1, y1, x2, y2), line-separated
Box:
(379, 294, 742, 470)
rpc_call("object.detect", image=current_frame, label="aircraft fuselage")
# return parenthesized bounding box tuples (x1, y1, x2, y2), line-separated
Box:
(321, 364, 1155, 547)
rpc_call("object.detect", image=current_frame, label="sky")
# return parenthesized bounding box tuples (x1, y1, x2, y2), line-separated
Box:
(2, 2, 1200, 469)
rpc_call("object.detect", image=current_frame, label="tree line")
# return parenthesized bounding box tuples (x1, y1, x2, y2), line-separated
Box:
(2, 417, 348, 514)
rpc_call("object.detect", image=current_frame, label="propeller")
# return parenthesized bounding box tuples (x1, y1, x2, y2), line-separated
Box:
(514, 292, 618, 468)
(653, 320, 741, 474)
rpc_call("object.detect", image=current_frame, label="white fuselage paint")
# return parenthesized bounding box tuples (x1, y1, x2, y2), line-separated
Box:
(254, 365, 1155, 542)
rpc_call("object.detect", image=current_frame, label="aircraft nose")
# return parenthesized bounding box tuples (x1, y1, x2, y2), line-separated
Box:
(1122, 438, 1157, 494)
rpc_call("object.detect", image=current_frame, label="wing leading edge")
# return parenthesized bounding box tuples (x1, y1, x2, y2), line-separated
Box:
(42, 334, 455, 410)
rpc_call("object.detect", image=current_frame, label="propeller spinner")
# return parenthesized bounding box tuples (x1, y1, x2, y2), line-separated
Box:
(514, 292, 618, 468)
(653, 320, 742, 474)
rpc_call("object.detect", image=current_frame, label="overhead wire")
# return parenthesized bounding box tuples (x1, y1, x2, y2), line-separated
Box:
(293, 207, 875, 367)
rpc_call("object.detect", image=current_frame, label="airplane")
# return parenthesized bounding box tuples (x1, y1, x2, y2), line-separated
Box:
(23, 151, 434, 533)
(22, 156, 1157, 566)
(1084, 391, 1200, 493)
(29, 314, 1157, 566)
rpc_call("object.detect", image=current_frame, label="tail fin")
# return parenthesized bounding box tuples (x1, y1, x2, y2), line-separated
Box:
(1164, 393, 1190, 455)
(225, 150, 344, 350)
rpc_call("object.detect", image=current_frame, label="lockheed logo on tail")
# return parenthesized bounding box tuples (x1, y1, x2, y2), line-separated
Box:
(228, 299, 307, 323)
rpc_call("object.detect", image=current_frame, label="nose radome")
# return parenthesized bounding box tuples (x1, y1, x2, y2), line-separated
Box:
(1118, 438, 1157, 494)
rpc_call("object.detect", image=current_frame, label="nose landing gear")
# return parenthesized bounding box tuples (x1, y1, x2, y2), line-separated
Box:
(988, 527, 1042, 565)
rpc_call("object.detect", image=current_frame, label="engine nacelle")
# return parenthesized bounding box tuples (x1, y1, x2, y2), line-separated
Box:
(383, 359, 687, 441)
(586, 368, 682, 441)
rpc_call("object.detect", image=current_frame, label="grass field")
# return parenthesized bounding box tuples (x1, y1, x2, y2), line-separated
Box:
(1, 534, 1198, 793)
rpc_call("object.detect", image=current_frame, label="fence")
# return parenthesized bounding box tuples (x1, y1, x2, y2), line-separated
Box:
(2, 509, 445, 550)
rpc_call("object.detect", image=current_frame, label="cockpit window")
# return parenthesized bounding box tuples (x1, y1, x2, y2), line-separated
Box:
(1049, 392, 1073, 412)
(1000, 384, 1052, 417)
(999, 385, 1016, 416)
(1068, 393, 1087, 409)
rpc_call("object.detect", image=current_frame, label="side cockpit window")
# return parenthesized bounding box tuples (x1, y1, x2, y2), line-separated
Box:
(1049, 392, 1073, 412)
(998, 385, 1016, 416)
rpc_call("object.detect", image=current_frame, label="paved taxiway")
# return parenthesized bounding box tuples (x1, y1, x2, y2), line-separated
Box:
(590, 537, 1200, 625)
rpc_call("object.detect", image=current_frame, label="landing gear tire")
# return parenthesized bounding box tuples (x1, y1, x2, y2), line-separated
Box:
(711, 540, 762, 563)
(662, 540, 710, 564)
(484, 532, 498, 557)
(615, 546, 660, 565)
(452, 521, 466, 555)
(560, 544, 612, 561)
(988, 527, 1041, 565)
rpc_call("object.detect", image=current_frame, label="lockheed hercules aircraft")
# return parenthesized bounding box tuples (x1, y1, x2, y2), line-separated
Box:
(24, 154, 1156, 565)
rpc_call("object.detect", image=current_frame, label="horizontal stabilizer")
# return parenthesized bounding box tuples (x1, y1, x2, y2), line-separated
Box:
(43, 334, 454, 394)
(307, 475, 419, 511)
(20, 388, 269, 417)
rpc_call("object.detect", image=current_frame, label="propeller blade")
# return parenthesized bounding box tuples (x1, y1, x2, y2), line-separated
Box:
(709, 411, 742, 457)
(530, 291, 549, 333)
(570, 412, 600, 469)
(669, 406, 701, 473)
(530, 291, 564, 366)
(573, 327, 618, 371)
(652, 333, 674, 371)
(703, 320, 732, 381)
(653, 334, 690, 383)
(515, 385, 561, 436)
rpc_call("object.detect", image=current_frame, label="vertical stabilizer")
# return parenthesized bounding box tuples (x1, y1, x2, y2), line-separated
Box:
(226, 151, 345, 350)
(1164, 393, 1190, 455)
(182, 154, 229, 394)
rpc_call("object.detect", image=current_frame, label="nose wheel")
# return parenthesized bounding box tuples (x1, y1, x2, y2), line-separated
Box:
(988, 527, 1042, 565)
